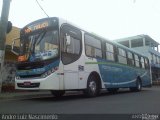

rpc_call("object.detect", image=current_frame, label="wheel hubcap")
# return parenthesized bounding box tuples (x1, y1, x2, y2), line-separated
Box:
(137, 81, 141, 90)
(89, 81, 97, 93)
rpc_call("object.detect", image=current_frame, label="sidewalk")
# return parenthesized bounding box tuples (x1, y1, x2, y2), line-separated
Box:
(0, 91, 51, 100)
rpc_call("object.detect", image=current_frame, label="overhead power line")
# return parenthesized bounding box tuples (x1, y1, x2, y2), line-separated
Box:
(35, 0, 49, 18)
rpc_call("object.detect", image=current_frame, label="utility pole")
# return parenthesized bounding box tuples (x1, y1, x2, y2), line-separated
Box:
(0, 0, 11, 93)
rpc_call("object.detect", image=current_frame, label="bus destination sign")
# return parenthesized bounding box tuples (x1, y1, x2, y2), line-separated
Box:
(24, 21, 49, 34)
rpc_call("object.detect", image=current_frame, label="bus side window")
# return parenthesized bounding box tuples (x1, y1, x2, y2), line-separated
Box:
(134, 54, 140, 67)
(65, 34, 80, 54)
(145, 58, 149, 69)
(141, 57, 145, 69)
(127, 51, 134, 66)
(118, 48, 127, 64)
(105, 42, 115, 61)
(61, 24, 82, 65)
(85, 34, 102, 58)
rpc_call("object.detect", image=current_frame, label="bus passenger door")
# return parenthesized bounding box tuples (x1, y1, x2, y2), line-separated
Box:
(60, 24, 82, 90)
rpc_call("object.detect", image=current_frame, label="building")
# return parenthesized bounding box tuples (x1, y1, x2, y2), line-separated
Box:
(5, 26, 20, 61)
(115, 34, 160, 81)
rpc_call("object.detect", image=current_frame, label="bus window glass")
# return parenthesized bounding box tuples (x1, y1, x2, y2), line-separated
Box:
(127, 52, 134, 66)
(85, 35, 101, 49)
(141, 57, 145, 68)
(118, 48, 127, 64)
(95, 49, 102, 58)
(145, 58, 149, 69)
(61, 25, 82, 65)
(85, 34, 102, 58)
(134, 54, 140, 67)
(66, 37, 80, 54)
(105, 43, 115, 61)
(85, 45, 93, 57)
(106, 43, 114, 52)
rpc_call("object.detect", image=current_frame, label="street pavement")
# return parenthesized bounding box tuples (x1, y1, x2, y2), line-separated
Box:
(0, 91, 52, 100)
(0, 86, 160, 114)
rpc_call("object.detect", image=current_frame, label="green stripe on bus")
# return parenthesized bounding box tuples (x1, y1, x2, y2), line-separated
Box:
(85, 62, 107, 64)
(85, 61, 146, 70)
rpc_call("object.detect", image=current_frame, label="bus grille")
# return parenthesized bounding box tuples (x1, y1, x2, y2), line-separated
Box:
(17, 83, 40, 88)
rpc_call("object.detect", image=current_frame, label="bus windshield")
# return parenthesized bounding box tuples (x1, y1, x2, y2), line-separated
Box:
(20, 30, 59, 62)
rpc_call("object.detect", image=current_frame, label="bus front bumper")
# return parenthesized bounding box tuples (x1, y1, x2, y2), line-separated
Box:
(15, 72, 63, 90)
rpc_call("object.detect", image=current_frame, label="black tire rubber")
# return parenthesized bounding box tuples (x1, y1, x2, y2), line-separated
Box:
(84, 75, 100, 97)
(130, 78, 142, 92)
(135, 79, 142, 91)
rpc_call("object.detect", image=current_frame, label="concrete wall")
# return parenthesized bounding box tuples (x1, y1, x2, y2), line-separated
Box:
(2, 26, 20, 84)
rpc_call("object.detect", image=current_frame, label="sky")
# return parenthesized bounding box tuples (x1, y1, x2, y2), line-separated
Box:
(1, 0, 160, 43)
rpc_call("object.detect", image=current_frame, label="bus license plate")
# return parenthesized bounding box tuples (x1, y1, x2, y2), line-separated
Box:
(23, 82, 31, 86)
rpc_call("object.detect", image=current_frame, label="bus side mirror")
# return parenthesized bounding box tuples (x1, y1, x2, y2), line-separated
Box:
(7, 21, 12, 33)
(66, 34, 71, 45)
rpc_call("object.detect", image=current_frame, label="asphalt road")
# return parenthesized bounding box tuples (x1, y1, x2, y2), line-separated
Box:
(0, 86, 160, 114)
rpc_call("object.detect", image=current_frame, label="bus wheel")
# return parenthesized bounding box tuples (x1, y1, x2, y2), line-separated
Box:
(130, 79, 142, 92)
(84, 75, 100, 97)
(107, 88, 119, 94)
(135, 79, 142, 91)
(51, 90, 65, 97)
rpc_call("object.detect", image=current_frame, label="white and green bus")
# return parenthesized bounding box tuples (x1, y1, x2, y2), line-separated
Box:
(13, 17, 152, 97)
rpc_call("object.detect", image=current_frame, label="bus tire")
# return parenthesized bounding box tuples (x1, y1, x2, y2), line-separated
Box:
(130, 78, 142, 92)
(135, 78, 142, 91)
(51, 90, 65, 97)
(84, 75, 100, 97)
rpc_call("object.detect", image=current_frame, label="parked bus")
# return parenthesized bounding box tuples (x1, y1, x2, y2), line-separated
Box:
(12, 17, 152, 97)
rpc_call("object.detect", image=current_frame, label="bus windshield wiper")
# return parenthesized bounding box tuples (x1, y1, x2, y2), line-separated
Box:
(30, 30, 47, 54)
(35, 30, 47, 45)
